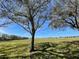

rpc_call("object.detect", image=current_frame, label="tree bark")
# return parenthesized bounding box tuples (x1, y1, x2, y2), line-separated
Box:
(29, 7, 36, 52)
(30, 17, 35, 52)
(30, 31, 35, 52)
(30, 32, 35, 59)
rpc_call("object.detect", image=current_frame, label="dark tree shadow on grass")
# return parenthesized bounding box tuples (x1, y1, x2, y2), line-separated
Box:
(29, 41, 79, 59)
(0, 41, 79, 59)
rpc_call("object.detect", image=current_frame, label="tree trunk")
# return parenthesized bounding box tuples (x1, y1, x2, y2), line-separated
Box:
(30, 31, 35, 52)
(29, 10, 35, 52)
(30, 31, 35, 59)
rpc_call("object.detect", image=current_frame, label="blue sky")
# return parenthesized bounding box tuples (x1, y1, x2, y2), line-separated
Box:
(0, 19, 79, 38)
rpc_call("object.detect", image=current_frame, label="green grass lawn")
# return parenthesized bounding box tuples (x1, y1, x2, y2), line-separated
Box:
(0, 37, 79, 59)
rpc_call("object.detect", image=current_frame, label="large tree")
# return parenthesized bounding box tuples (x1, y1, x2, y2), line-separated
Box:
(50, 0, 79, 29)
(0, 0, 51, 52)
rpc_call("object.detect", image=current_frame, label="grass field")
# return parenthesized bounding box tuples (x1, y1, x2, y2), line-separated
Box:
(0, 37, 79, 59)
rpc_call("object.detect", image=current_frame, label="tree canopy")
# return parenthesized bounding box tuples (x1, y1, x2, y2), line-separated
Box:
(50, 0, 79, 30)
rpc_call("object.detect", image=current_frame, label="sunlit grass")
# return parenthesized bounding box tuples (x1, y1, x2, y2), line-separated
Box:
(0, 37, 79, 58)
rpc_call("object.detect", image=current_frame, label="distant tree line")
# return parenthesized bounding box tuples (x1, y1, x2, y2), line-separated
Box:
(0, 33, 28, 41)
(54, 36, 79, 39)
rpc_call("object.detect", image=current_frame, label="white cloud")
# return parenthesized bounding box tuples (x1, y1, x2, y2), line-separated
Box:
(0, 29, 7, 34)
